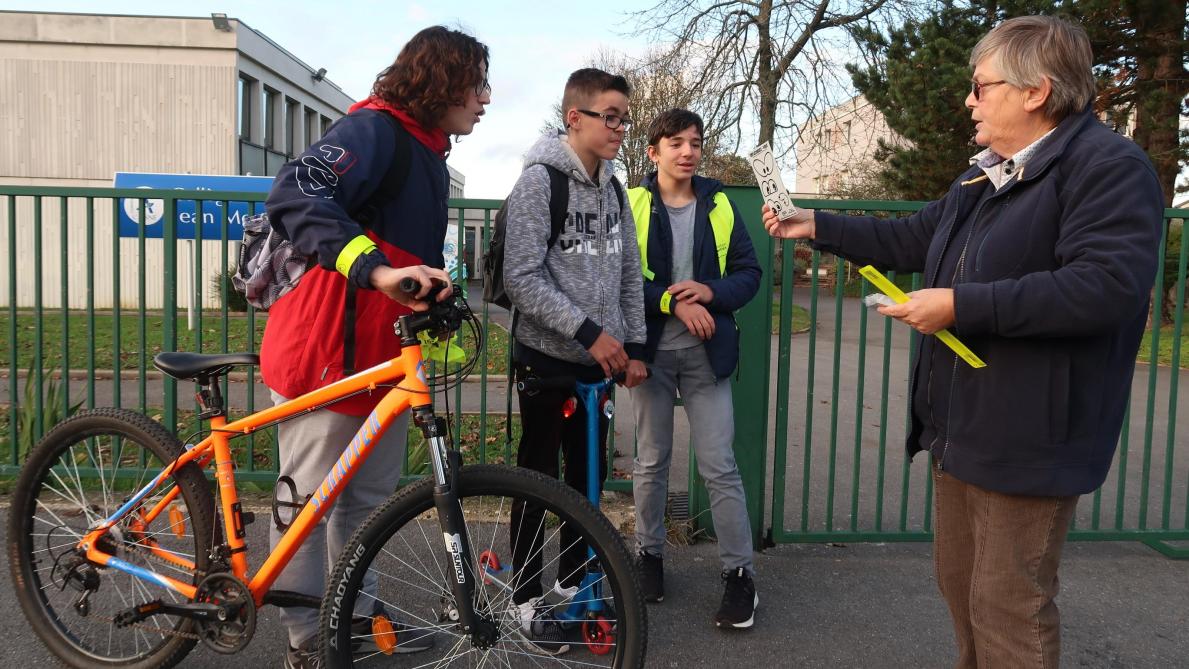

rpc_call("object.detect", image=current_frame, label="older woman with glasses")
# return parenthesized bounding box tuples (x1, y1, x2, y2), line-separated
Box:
(765, 15, 1164, 668)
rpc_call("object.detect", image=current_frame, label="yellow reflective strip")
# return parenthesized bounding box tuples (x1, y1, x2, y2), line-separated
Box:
(628, 187, 654, 280)
(335, 235, 378, 277)
(708, 192, 734, 277)
(660, 291, 673, 315)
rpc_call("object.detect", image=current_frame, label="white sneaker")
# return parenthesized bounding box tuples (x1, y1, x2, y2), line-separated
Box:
(551, 580, 580, 603)
(506, 597, 570, 655)
(507, 598, 537, 633)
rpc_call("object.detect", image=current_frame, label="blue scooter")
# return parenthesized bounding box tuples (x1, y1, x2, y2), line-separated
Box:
(480, 373, 626, 655)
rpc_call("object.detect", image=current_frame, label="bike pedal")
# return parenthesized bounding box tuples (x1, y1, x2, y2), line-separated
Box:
(114, 600, 163, 627)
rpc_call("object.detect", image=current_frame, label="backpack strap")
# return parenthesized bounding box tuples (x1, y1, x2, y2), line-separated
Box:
(609, 174, 624, 213)
(344, 111, 413, 375)
(352, 112, 413, 228)
(543, 165, 570, 247)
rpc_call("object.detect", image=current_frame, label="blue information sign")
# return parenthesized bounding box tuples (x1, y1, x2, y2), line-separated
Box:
(114, 172, 272, 239)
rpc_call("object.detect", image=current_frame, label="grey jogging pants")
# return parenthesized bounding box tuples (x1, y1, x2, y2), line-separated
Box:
(267, 390, 409, 647)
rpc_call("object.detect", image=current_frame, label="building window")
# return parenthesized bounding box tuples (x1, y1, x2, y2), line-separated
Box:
(284, 98, 298, 156)
(306, 108, 319, 146)
(321, 115, 332, 137)
(237, 75, 253, 140)
(262, 86, 278, 149)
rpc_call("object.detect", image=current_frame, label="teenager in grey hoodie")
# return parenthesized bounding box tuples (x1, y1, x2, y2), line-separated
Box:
(501, 68, 646, 656)
(503, 131, 646, 362)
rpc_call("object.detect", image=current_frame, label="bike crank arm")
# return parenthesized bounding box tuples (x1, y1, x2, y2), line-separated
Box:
(113, 599, 235, 627)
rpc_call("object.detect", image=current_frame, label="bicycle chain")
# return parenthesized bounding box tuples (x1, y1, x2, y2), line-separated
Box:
(76, 540, 209, 642)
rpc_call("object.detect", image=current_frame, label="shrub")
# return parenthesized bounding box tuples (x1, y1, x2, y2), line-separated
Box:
(211, 267, 248, 312)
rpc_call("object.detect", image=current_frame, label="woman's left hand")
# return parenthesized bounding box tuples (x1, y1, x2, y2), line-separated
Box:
(878, 288, 956, 335)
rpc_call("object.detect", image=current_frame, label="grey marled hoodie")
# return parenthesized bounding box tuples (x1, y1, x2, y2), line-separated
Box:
(503, 131, 646, 365)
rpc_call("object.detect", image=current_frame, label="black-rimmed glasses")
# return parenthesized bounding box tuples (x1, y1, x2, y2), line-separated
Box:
(577, 109, 632, 130)
(474, 77, 491, 98)
(971, 79, 1007, 100)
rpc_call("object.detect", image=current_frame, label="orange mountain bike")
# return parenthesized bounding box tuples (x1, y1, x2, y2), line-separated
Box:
(7, 283, 646, 668)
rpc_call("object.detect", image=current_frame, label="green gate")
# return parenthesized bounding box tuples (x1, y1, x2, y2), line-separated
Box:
(762, 198, 1189, 558)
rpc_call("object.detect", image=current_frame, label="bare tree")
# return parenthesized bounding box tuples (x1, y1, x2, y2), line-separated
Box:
(632, 0, 920, 161)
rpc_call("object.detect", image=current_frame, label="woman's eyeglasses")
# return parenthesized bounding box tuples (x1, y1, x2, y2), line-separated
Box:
(971, 79, 1007, 100)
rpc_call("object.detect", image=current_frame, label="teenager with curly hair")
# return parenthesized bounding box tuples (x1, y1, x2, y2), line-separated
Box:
(259, 26, 491, 667)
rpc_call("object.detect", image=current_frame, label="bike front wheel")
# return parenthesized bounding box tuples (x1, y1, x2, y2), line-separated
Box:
(320, 464, 646, 668)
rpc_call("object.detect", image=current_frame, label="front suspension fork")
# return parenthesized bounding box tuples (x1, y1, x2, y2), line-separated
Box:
(416, 408, 488, 641)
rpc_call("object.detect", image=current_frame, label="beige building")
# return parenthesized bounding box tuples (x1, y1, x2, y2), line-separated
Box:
(0, 10, 361, 186)
(0, 11, 465, 310)
(794, 94, 903, 196)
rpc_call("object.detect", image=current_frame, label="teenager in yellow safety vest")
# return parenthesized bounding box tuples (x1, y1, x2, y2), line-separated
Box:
(626, 108, 762, 629)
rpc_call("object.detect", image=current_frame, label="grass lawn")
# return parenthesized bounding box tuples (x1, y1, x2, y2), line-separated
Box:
(5, 306, 1184, 383)
(1, 311, 512, 375)
(1137, 325, 1189, 369)
(2, 312, 268, 371)
(0, 407, 523, 480)
(771, 302, 812, 334)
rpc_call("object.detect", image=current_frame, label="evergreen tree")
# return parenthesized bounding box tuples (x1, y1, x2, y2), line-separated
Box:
(850, 1, 1187, 205)
(847, 1, 1056, 200)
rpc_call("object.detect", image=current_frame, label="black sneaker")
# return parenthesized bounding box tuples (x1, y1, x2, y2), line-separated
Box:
(636, 551, 664, 603)
(508, 597, 571, 656)
(714, 567, 758, 629)
(284, 637, 322, 669)
(350, 604, 435, 655)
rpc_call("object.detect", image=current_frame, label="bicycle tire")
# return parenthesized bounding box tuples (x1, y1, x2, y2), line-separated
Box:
(7, 408, 216, 668)
(319, 464, 646, 668)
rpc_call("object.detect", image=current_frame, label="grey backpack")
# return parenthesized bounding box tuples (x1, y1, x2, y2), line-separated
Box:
(232, 111, 411, 311)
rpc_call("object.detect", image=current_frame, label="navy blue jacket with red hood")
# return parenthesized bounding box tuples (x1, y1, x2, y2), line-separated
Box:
(259, 105, 449, 415)
(636, 173, 762, 378)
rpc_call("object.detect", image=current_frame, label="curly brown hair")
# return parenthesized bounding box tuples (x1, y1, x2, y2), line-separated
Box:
(371, 26, 489, 129)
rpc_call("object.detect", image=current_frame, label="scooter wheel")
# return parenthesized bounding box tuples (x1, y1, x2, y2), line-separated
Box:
(478, 550, 501, 585)
(582, 616, 614, 655)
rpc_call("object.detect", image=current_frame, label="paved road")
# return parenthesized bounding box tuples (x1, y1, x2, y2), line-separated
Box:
(1, 510, 1185, 667)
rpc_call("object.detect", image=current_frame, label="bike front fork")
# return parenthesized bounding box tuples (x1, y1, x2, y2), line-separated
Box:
(414, 407, 498, 647)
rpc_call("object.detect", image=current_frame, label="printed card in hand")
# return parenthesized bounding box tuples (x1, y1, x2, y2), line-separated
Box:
(748, 142, 797, 220)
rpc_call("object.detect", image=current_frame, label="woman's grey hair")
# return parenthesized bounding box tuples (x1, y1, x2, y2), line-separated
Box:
(970, 15, 1096, 120)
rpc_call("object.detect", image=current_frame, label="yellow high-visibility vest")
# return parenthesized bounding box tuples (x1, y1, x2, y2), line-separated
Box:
(628, 186, 734, 315)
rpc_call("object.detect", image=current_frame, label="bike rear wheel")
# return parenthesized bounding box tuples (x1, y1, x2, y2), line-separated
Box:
(7, 408, 215, 668)
(320, 464, 646, 668)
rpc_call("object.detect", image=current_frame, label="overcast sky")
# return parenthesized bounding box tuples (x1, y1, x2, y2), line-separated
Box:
(12, 1, 1187, 202)
(15, 0, 664, 198)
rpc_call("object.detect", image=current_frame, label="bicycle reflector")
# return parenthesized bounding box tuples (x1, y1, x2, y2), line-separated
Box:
(372, 613, 397, 655)
(169, 505, 186, 538)
(561, 397, 578, 418)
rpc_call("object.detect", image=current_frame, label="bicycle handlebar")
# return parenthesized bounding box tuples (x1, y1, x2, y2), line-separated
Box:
(398, 277, 453, 302)
(516, 376, 578, 393)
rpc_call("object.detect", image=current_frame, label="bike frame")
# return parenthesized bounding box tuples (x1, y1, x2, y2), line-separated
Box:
(74, 337, 463, 610)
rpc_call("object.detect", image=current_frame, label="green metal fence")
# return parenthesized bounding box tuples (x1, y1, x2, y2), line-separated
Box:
(2, 185, 1186, 557)
(767, 198, 1189, 557)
